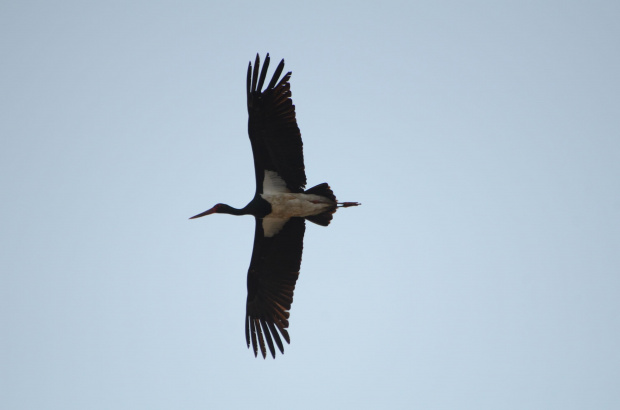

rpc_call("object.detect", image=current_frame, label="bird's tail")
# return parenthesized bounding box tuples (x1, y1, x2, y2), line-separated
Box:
(304, 183, 360, 226)
(304, 182, 336, 202)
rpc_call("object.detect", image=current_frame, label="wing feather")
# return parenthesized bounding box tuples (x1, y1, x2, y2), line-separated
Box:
(257, 53, 270, 92)
(267, 59, 285, 90)
(260, 320, 276, 358)
(251, 54, 260, 95)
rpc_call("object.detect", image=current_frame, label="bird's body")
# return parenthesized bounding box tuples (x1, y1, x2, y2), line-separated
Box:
(191, 54, 359, 358)
(262, 193, 334, 218)
(261, 170, 336, 220)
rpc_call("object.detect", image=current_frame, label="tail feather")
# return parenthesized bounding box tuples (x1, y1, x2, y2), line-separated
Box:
(305, 211, 334, 226)
(305, 183, 336, 226)
(304, 182, 336, 202)
(304, 183, 360, 226)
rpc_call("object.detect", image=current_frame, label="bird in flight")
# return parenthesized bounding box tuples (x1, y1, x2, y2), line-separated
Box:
(190, 53, 359, 358)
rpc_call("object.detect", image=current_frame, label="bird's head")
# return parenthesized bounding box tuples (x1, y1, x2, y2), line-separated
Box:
(189, 203, 228, 219)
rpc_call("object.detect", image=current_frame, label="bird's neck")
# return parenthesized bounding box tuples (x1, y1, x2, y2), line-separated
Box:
(220, 204, 249, 216)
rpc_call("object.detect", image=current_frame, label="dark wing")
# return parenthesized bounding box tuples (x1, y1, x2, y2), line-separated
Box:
(247, 53, 306, 194)
(245, 217, 306, 358)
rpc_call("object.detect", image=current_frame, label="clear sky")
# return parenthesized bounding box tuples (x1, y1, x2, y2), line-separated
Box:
(2, 1, 619, 409)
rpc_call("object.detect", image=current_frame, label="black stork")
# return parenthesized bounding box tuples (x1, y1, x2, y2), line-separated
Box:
(190, 54, 359, 358)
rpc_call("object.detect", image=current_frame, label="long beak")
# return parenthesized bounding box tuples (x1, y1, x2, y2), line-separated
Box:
(189, 206, 217, 219)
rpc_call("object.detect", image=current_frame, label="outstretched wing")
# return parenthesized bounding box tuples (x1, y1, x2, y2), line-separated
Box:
(247, 53, 306, 194)
(245, 217, 306, 358)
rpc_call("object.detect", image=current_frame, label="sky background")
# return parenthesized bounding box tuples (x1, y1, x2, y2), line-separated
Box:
(2, 1, 619, 409)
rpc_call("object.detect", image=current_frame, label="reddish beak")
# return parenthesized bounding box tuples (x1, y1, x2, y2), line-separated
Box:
(189, 206, 218, 219)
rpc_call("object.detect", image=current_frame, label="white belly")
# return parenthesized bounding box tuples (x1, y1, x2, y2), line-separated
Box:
(261, 193, 335, 218)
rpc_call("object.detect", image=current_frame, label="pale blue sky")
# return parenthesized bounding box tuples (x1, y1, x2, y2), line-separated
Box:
(2, 1, 620, 409)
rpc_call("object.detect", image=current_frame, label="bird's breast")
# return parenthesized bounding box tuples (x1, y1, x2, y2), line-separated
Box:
(261, 193, 335, 218)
